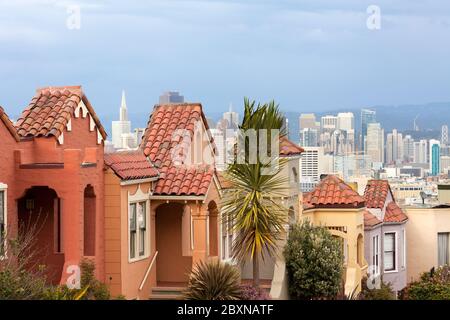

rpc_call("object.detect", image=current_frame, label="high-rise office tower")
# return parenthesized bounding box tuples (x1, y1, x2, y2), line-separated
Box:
(441, 125, 449, 146)
(361, 109, 376, 152)
(413, 140, 428, 164)
(299, 147, 324, 192)
(337, 112, 354, 131)
(299, 128, 319, 147)
(430, 139, 441, 176)
(321, 115, 338, 132)
(366, 123, 384, 163)
(386, 129, 403, 164)
(159, 91, 185, 104)
(403, 135, 415, 163)
(299, 113, 317, 130)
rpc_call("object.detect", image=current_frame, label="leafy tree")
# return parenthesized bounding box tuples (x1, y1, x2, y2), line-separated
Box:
(221, 98, 288, 288)
(284, 220, 343, 300)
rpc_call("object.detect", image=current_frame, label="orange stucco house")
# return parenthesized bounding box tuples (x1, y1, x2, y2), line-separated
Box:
(0, 86, 107, 284)
(103, 103, 222, 299)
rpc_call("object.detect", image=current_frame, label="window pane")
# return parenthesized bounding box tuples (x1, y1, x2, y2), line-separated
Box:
(384, 234, 394, 251)
(138, 202, 146, 230)
(130, 203, 136, 231)
(438, 233, 449, 266)
(130, 231, 136, 259)
(139, 229, 145, 256)
(384, 252, 394, 270)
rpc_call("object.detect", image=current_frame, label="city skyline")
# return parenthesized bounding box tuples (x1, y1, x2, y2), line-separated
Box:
(2, 1, 450, 119)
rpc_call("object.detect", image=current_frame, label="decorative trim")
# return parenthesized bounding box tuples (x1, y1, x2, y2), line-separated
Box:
(120, 178, 158, 186)
(74, 100, 89, 118)
(89, 114, 95, 132)
(57, 132, 64, 145)
(66, 119, 72, 131)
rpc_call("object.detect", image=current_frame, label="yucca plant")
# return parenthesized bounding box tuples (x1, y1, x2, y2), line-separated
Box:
(183, 260, 241, 300)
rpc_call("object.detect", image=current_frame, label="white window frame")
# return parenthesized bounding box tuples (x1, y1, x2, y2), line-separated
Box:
(128, 185, 150, 263)
(0, 183, 8, 260)
(220, 213, 235, 264)
(402, 229, 406, 269)
(372, 235, 380, 276)
(383, 231, 398, 273)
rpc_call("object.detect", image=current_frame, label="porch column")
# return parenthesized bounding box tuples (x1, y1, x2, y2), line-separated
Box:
(191, 203, 208, 265)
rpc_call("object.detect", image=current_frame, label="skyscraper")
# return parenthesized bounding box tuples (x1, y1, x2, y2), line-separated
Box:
(112, 91, 134, 149)
(222, 104, 239, 129)
(441, 125, 449, 146)
(159, 91, 184, 104)
(361, 109, 376, 152)
(386, 129, 403, 164)
(403, 135, 415, 163)
(366, 122, 384, 164)
(413, 139, 428, 164)
(299, 113, 317, 130)
(337, 112, 354, 131)
(430, 139, 441, 176)
(299, 147, 324, 192)
(299, 128, 319, 147)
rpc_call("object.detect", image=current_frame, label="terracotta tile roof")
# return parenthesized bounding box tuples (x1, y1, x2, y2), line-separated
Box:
(104, 151, 159, 181)
(0, 106, 20, 141)
(140, 103, 216, 196)
(303, 175, 365, 209)
(217, 172, 232, 190)
(153, 165, 214, 196)
(364, 180, 392, 209)
(384, 202, 408, 223)
(279, 136, 304, 157)
(364, 210, 382, 229)
(141, 103, 210, 167)
(15, 86, 107, 140)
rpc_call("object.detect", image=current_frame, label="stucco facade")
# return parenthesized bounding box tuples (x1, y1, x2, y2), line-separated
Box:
(405, 206, 450, 281)
(0, 87, 107, 285)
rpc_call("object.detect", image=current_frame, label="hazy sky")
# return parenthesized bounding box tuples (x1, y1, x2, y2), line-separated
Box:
(1, 0, 450, 120)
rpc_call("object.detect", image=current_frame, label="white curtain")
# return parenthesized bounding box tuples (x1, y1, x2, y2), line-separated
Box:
(438, 233, 449, 266)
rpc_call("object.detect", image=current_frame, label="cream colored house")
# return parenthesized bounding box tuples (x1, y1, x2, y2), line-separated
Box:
(302, 175, 368, 296)
(405, 184, 450, 281)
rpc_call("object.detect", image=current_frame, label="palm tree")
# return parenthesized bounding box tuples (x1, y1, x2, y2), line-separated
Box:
(221, 98, 288, 288)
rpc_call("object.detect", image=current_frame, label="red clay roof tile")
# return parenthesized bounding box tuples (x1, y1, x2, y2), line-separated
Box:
(303, 175, 365, 209)
(0, 106, 20, 141)
(364, 210, 382, 229)
(15, 86, 107, 140)
(153, 165, 214, 196)
(140, 103, 215, 196)
(104, 151, 159, 181)
(279, 136, 304, 157)
(364, 180, 392, 209)
(384, 202, 408, 223)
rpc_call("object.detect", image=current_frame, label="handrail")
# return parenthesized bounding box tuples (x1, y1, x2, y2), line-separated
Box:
(139, 251, 158, 291)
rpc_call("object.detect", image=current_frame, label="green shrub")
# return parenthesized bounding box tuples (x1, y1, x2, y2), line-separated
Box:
(184, 260, 241, 300)
(79, 259, 111, 300)
(284, 220, 344, 300)
(359, 277, 395, 300)
(401, 266, 450, 300)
